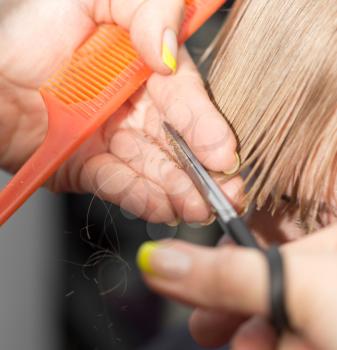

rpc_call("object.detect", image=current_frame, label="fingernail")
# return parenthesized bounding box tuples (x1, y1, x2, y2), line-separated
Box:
(136, 241, 191, 278)
(162, 28, 177, 73)
(167, 218, 181, 227)
(200, 215, 216, 226)
(224, 152, 241, 176)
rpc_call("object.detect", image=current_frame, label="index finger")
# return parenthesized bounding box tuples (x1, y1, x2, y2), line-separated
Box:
(139, 241, 268, 315)
(147, 48, 238, 173)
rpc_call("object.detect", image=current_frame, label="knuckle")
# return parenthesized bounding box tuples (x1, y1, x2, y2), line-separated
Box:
(110, 0, 130, 27)
(130, 23, 149, 51)
(165, 167, 193, 197)
(110, 131, 142, 161)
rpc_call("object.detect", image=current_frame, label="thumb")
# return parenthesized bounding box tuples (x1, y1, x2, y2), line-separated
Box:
(93, 0, 185, 74)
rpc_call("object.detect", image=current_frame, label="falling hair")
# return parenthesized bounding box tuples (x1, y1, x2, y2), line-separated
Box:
(208, 0, 337, 230)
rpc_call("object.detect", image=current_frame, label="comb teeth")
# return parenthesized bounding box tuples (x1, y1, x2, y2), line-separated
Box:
(41, 0, 221, 118)
(42, 24, 145, 117)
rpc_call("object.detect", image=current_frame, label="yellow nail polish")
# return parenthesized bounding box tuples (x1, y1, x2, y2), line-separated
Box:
(137, 242, 192, 278)
(162, 44, 177, 72)
(136, 241, 159, 274)
(162, 28, 178, 73)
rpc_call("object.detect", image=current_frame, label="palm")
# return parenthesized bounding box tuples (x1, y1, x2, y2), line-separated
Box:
(0, 0, 96, 169)
(0, 0, 240, 223)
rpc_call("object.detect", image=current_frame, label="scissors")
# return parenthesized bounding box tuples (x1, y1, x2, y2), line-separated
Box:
(163, 122, 292, 332)
(163, 121, 260, 249)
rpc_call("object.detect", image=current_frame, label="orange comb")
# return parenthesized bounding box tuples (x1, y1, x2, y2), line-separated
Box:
(0, 0, 226, 225)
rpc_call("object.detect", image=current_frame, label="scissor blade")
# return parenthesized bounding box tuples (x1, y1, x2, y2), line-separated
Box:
(163, 122, 237, 222)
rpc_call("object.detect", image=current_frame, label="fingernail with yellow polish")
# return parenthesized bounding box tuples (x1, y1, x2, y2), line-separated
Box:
(136, 241, 158, 274)
(136, 241, 191, 279)
(224, 152, 241, 176)
(162, 28, 177, 73)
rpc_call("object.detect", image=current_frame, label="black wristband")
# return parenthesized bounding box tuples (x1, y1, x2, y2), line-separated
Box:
(265, 245, 290, 333)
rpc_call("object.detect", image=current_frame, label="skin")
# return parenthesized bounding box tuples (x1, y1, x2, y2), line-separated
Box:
(8, 1, 335, 347)
(141, 223, 337, 350)
(0, 0, 240, 224)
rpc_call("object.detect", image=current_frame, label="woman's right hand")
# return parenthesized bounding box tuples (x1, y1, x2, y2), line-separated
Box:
(138, 222, 337, 349)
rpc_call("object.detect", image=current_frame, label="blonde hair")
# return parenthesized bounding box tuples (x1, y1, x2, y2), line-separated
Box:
(209, 0, 337, 230)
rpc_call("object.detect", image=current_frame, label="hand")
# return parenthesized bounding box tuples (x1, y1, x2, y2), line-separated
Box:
(0, 0, 240, 224)
(138, 223, 337, 349)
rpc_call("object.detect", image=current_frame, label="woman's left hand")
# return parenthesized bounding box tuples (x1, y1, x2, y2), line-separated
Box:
(138, 223, 337, 349)
(0, 0, 240, 225)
